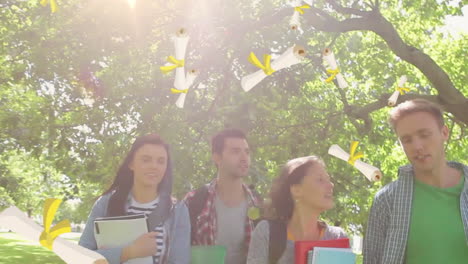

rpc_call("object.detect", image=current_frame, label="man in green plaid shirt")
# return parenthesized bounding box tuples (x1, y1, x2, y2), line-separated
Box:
(363, 99, 468, 264)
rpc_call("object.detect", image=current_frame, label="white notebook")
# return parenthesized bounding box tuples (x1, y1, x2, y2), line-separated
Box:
(94, 214, 153, 264)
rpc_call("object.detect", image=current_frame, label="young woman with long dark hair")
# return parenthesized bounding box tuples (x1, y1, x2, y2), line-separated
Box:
(79, 134, 190, 264)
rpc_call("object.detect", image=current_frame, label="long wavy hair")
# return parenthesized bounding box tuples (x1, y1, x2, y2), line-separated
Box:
(101, 134, 173, 217)
(266, 156, 325, 222)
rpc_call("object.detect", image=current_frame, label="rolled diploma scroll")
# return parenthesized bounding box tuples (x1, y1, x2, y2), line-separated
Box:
(0, 206, 108, 264)
(176, 69, 198, 108)
(289, 10, 300, 30)
(173, 28, 189, 90)
(289, 0, 311, 6)
(241, 45, 306, 92)
(388, 75, 407, 106)
(328, 144, 382, 181)
(322, 48, 348, 88)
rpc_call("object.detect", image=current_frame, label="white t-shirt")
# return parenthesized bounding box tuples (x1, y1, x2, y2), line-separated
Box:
(127, 196, 166, 264)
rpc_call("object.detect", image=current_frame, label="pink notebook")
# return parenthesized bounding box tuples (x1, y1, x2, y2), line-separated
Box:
(294, 238, 350, 264)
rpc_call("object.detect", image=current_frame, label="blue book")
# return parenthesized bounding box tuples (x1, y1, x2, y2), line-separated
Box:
(308, 247, 356, 264)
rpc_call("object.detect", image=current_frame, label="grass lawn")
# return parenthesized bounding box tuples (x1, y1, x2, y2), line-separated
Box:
(0, 232, 81, 264)
(0, 231, 364, 264)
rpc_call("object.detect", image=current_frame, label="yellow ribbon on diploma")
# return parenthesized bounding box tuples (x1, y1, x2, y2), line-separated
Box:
(171, 88, 188, 94)
(325, 68, 340, 83)
(39, 198, 71, 250)
(294, 4, 310, 15)
(396, 86, 410, 95)
(348, 141, 364, 166)
(160, 56, 185, 74)
(248, 52, 275, 75)
(40, 0, 58, 13)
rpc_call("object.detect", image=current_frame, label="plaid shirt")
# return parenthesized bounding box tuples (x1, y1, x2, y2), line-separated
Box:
(363, 162, 468, 264)
(183, 179, 262, 248)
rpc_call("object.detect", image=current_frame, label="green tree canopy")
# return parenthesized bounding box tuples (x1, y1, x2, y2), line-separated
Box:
(0, 0, 466, 234)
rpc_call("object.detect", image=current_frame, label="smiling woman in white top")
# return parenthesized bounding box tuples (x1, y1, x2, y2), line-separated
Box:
(247, 156, 347, 264)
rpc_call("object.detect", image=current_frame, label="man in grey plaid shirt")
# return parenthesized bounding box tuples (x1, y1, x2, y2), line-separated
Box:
(363, 99, 468, 264)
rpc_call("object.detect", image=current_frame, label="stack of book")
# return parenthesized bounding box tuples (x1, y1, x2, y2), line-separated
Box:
(295, 238, 356, 264)
(307, 247, 356, 264)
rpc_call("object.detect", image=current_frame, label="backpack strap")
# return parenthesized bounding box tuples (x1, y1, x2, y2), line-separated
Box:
(248, 184, 264, 205)
(268, 219, 287, 264)
(187, 185, 209, 244)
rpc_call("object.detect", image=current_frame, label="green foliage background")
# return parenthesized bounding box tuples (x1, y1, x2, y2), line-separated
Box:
(0, 0, 466, 236)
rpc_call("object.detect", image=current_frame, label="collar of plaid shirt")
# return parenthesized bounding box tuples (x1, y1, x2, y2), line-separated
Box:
(192, 179, 262, 248)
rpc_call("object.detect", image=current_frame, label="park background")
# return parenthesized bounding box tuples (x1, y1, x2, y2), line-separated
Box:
(0, 0, 467, 263)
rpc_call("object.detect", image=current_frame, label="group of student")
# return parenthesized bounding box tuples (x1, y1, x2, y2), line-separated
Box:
(78, 99, 468, 264)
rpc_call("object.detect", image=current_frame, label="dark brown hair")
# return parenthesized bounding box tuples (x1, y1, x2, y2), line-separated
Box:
(211, 128, 247, 155)
(101, 134, 173, 216)
(267, 156, 325, 222)
(389, 99, 444, 130)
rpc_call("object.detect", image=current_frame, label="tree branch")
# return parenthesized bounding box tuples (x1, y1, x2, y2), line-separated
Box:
(185, 3, 468, 124)
(345, 93, 468, 126)
(0, 2, 17, 9)
(301, 8, 468, 124)
(325, 0, 371, 17)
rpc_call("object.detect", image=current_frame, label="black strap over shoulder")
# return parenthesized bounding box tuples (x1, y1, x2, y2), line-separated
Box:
(268, 219, 287, 264)
(187, 185, 210, 243)
(187, 183, 265, 244)
(248, 184, 264, 205)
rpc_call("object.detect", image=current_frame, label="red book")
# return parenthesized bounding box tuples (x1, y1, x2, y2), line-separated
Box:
(294, 238, 350, 264)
